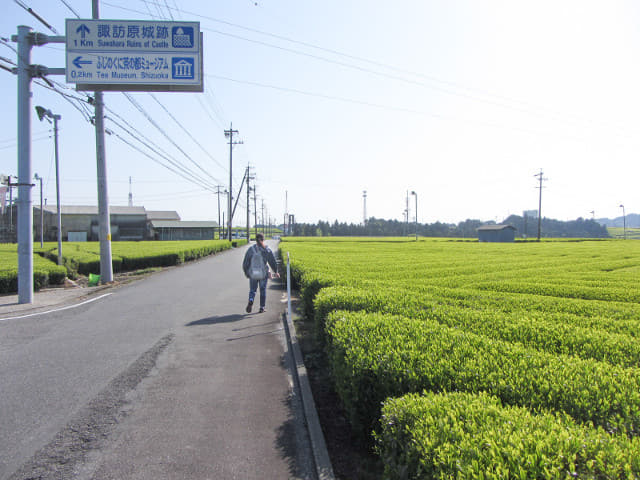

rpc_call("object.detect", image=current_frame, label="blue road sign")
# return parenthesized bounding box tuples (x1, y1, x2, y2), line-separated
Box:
(65, 19, 202, 91)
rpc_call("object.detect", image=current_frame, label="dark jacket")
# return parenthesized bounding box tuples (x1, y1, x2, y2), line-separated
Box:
(242, 243, 278, 278)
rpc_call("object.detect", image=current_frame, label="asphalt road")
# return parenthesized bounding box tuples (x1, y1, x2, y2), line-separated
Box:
(0, 241, 315, 479)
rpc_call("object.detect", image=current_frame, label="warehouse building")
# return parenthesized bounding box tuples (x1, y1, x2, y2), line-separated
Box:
(477, 224, 517, 243)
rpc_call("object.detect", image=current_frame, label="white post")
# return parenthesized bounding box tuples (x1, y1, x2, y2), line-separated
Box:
(286, 252, 292, 322)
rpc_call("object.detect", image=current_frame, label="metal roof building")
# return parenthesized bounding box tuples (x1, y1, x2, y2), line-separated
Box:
(477, 224, 517, 243)
(150, 220, 218, 241)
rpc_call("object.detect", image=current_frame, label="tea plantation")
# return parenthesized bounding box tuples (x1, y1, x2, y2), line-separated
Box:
(281, 238, 640, 478)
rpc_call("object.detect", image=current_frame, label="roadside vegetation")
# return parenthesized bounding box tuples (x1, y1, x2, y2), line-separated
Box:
(282, 237, 640, 479)
(0, 239, 247, 294)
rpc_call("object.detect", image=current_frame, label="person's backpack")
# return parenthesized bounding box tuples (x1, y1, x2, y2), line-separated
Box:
(248, 245, 267, 280)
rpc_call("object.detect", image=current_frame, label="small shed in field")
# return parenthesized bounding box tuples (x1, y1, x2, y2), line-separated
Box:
(477, 224, 517, 243)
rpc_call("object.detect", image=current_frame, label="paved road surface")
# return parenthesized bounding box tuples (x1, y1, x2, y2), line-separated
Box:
(0, 241, 315, 479)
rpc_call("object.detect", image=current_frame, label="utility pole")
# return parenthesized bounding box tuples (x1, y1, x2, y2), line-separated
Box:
(245, 165, 254, 241)
(215, 185, 224, 239)
(363, 190, 367, 226)
(261, 198, 265, 235)
(34, 173, 42, 247)
(252, 186, 257, 238)
(411, 191, 418, 241)
(93, 0, 113, 282)
(534, 169, 547, 242)
(404, 191, 409, 237)
(35, 106, 62, 264)
(15, 25, 35, 303)
(8, 175, 13, 234)
(224, 123, 241, 241)
(284, 190, 288, 236)
(13, 25, 64, 303)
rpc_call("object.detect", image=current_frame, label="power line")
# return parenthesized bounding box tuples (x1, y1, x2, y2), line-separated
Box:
(122, 93, 222, 185)
(59, 0, 81, 18)
(109, 129, 216, 193)
(148, 93, 227, 172)
(106, 114, 217, 191)
(13, 0, 58, 34)
(106, 0, 640, 141)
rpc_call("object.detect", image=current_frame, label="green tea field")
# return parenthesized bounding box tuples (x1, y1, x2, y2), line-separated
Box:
(0, 239, 244, 293)
(281, 237, 640, 478)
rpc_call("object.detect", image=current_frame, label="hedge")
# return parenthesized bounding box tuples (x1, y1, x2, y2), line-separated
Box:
(377, 391, 640, 479)
(326, 310, 640, 439)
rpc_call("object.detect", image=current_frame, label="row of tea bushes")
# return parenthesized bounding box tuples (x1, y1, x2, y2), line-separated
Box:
(377, 391, 640, 479)
(326, 310, 640, 440)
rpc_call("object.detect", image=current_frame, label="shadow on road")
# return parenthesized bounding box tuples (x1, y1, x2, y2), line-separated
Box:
(185, 313, 246, 326)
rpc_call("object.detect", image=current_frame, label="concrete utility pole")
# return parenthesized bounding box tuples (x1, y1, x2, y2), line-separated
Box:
(215, 185, 224, 239)
(16, 25, 34, 304)
(252, 186, 257, 238)
(93, 0, 113, 283)
(362, 190, 367, 226)
(245, 166, 254, 241)
(13, 25, 64, 303)
(411, 190, 418, 241)
(224, 124, 241, 241)
(35, 106, 63, 265)
(34, 173, 43, 247)
(534, 169, 547, 242)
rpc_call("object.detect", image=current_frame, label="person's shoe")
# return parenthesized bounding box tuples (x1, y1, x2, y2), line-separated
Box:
(259, 307, 265, 313)
(246, 301, 253, 313)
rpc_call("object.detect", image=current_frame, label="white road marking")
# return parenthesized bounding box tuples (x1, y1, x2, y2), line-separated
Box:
(0, 293, 113, 322)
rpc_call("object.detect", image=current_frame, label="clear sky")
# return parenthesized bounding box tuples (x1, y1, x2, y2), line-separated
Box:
(1, 0, 638, 226)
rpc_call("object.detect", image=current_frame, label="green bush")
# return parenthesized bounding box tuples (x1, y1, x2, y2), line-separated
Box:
(377, 391, 640, 479)
(326, 310, 640, 440)
(314, 285, 640, 368)
(0, 247, 67, 293)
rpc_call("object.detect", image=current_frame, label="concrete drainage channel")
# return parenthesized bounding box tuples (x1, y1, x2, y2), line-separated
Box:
(282, 309, 335, 480)
(282, 251, 335, 480)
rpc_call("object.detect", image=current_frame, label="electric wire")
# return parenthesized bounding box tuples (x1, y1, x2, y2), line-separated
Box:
(107, 0, 639, 140)
(195, 96, 224, 130)
(3, 4, 229, 210)
(109, 129, 216, 193)
(13, 0, 58, 34)
(148, 93, 227, 171)
(122, 92, 223, 184)
(59, 0, 81, 18)
(106, 114, 217, 191)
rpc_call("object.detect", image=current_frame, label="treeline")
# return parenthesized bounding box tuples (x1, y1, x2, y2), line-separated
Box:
(289, 215, 610, 238)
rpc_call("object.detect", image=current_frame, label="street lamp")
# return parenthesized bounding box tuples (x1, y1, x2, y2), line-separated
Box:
(620, 204, 626, 240)
(35, 105, 63, 265)
(410, 191, 418, 241)
(34, 173, 43, 247)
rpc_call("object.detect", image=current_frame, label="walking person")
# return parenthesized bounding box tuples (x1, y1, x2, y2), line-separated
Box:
(242, 233, 279, 313)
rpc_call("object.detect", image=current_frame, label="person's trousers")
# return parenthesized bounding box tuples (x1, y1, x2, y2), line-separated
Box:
(248, 277, 268, 308)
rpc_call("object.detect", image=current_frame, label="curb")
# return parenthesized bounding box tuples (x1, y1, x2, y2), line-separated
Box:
(282, 309, 336, 480)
